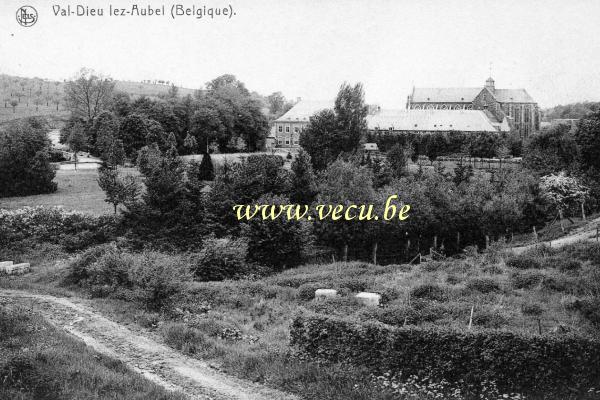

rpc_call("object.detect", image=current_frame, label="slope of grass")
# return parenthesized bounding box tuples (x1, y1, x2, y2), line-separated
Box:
(0, 304, 186, 400)
(0, 168, 140, 216)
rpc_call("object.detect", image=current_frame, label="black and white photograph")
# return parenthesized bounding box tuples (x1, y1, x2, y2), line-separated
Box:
(1, 1, 600, 399)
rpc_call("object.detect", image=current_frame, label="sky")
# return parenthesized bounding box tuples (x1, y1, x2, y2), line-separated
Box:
(1, 0, 599, 108)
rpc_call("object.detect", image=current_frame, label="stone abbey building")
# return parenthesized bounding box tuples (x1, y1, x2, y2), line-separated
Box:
(406, 78, 540, 137)
(270, 77, 540, 148)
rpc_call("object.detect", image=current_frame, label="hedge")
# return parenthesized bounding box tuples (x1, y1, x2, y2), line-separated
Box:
(0, 207, 120, 251)
(291, 313, 600, 398)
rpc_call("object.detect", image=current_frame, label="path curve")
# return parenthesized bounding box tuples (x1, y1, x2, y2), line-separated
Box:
(511, 217, 600, 254)
(0, 289, 298, 400)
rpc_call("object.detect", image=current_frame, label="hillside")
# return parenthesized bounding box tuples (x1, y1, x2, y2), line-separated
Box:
(542, 101, 600, 121)
(0, 73, 198, 123)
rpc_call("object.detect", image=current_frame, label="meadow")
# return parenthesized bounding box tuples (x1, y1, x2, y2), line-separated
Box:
(0, 168, 139, 216)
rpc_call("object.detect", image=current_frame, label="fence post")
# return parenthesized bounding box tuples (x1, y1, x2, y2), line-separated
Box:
(372, 242, 378, 265)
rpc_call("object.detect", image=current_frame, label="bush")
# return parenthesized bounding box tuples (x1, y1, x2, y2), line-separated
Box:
(161, 323, 208, 355)
(64, 245, 189, 310)
(128, 252, 191, 310)
(541, 274, 576, 292)
(572, 298, 600, 327)
(363, 302, 443, 326)
(471, 308, 508, 329)
(410, 283, 448, 301)
(505, 255, 542, 270)
(297, 283, 323, 301)
(546, 256, 582, 272)
(291, 313, 600, 398)
(63, 243, 119, 285)
(189, 236, 248, 281)
(510, 271, 544, 289)
(465, 278, 501, 294)
(336, 276, 373, 293)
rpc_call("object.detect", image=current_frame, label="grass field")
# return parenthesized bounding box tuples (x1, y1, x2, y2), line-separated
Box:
(0, 168, 139, 216)
(0, 303, 185, 400)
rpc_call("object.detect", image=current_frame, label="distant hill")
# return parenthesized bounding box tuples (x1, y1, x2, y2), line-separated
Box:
(0, 74, 199, 123)
(543, 101, 600, 121)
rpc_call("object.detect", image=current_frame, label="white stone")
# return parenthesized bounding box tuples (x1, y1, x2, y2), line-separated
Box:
(355, 292, 382, 306)
(315, 289, 338, 299)
(0, 261, 13, 268)
(2, 263, 30, 275)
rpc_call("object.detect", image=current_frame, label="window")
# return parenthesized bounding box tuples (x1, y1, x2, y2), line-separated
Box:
(285, 126, 290, 133)
(278, 139, 282, 144)
(293, 139, 299, 144)
(294, 127, 299, 133)
(278, 125, 282, 133)
(285, 139, 290, 144)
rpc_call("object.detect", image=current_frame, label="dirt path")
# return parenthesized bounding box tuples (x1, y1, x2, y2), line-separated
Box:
(0, 289, 298, 400)
(511, 217, 600, 254)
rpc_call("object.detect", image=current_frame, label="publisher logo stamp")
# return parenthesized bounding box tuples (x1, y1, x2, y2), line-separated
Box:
(16, 6, 37, 27)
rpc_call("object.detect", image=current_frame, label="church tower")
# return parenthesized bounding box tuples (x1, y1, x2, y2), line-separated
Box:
(485, 77, 495, 93)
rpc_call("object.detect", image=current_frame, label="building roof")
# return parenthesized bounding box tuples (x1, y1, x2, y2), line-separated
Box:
(411, 88, 482, 103)
(492, 88, 535, 103)
(412, 86, 535, 104)
(367, 109, 508, 132)
(275, 100, 332, 122)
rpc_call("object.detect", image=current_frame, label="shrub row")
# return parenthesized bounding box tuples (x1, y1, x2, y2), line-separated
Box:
(0, 207, 119, 251)
(290, 313, 600, 398)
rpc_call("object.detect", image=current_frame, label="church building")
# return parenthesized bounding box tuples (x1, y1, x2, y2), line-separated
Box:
(406, 78, 540, 137)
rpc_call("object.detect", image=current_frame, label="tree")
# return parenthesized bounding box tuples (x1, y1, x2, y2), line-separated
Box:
(197, 152, 215, 181)
(119, 113, 150, 158)
(0, 118, 57, 197)
(64, 68, 115, 123)
(52, 93, 61, 111)
(300, 82, 367, 170)
(266, 92, 293, 118)
(387, 143, 412, 177)
(205, 155, 292, 235)
(290, 149, 318, 204)
(468, 132, 501, 158)
(191, 82, 268, 152)
(183, 132, 198, 152)
(370, 157, 394, 188)
(167, 84, 179, 99)
(523, 124, 578, 175)
(244, 194, 313, 271)
(453, 161, 474, 186)
(299, 109, 337, 170)
(334, 82, 368, 151)
(540, 172, 589, 229)
(33, 96, 43, 111)
(315, 159, 375, 260)
(206, 74, 249, 95)
(67, 124, 88, 170)
(575, 110, 600, 172)
(97, 165, 139, 213)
